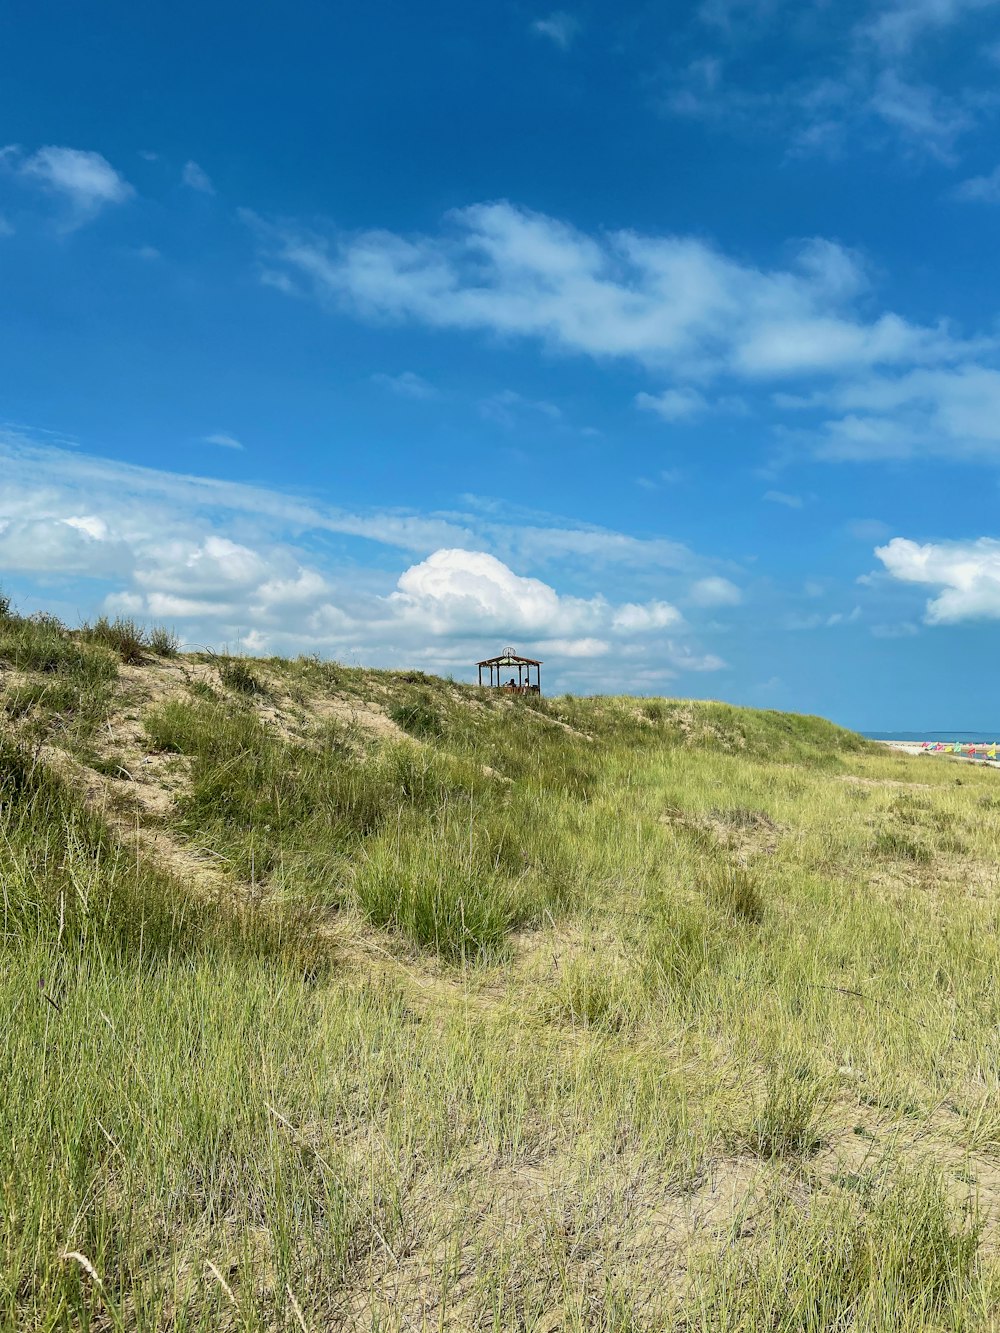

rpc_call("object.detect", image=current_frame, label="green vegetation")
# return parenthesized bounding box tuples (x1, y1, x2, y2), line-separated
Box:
(81, 614, 179, 662)
(1, 619, 999, 1328)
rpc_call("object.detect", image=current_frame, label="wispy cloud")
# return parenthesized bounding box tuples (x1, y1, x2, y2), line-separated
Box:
(861, 0, 999, 56)
(955, 163, 1000, 200)
(2, 145, 132, 225)
(868, 70, 973, 164)
(371, 370, 439, 399)
(204, 433, 244, 450)
(658, 0, 999, 163)
(531, 11, 579, 49)
(479, 389, 562, 427)
(249, 203, 966, 381)
(763, 489, 804, 508)
(636, 388, 707, 421)
(182, 160, 214, 194)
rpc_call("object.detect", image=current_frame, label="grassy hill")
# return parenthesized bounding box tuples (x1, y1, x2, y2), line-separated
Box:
(2, 608, 999, 1330)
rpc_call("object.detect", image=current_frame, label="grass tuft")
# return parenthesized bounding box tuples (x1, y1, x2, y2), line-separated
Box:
(705, 862, 766, 923)
(218, 655, 264, 694)
(352, 813, 530, 961)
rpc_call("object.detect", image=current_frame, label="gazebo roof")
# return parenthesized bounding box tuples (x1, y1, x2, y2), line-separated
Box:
(476, 648, 542, 667)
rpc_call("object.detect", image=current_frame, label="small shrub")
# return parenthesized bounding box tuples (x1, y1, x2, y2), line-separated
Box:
(149, 625, 179, 656)
(0, 588, 11, 619)
(81, 615, 148, 664)
(705, 863, 765, 924)
(218, 657, 263, 694)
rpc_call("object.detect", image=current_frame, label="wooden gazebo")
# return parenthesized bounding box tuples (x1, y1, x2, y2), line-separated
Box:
(477, 647, 542, 695)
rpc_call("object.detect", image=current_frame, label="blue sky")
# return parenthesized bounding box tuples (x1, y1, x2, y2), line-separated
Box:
(4, 0, 1000, 728)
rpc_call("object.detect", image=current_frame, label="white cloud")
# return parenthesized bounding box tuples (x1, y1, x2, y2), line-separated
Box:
(535, 637, 609, 657)
(371, 370, 439, 399)
(689, 576, 743, 606)
(5, 145, 132, 224)
(636, 387, 707, 421)
(135, 245, 161, 261)
(800, 364, 1000, 461)
(182, 160, 214, 194)
(249, 202, 964, 384)
(204, 432, 245, 450)
(611, 600, 683, 629)
(763, 489, 804, 508)
(876, 535, 1000, 621)
(390, 548, 623, 638)
(531, 12, 579, 48)
(0, 214, 13, 237)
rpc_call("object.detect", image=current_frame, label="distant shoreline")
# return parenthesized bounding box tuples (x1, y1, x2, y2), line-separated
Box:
(871, 739, 1000, 769)
(863, 731, 1000, 743)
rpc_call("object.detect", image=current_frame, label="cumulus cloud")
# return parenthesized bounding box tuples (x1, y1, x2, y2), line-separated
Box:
(389, 549, 683, 643)
(182, 160, 214, 193)
(876, 535, 1000, 622)
(4, 145, 132, 224)
(0, 433, 734, 688)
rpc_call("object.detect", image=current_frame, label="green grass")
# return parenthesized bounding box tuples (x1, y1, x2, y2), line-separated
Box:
(2, 638, 1000, 1327)
(80, 615, 180, 663)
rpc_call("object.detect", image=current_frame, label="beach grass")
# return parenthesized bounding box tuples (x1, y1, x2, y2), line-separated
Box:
(2, 615, 999, 1327)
